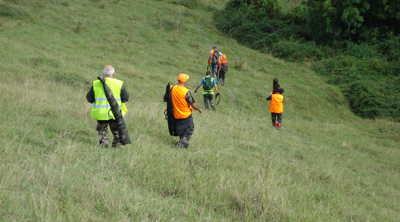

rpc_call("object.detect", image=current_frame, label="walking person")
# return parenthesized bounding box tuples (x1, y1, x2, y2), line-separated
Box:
(164, 74, 202, 148)
(86, 65, 130, 147)
(266, 88, 284, 130)
(218, 55, 228, 86)
(208, 45, 223, 81)
(194, 71, 219, 111)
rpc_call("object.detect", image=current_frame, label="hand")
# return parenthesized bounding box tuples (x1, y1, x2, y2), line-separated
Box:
(194, 89, 197, 93)
(198, 108, 202, 113)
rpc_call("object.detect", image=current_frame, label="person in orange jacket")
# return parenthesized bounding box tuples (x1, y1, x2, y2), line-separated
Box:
(164, 74, 202, 148)
(218, 55, 228, 86)
(266, 88, 284, 130)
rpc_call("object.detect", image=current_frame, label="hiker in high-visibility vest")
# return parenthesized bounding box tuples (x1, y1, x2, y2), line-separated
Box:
(86, 65, 130, 147)
(266, 88, 284, 130)
(194, 71, 219, 110)
(218, 55, 228, 86)
(163, 74, 202, 148)
(208, 45, 223, 81)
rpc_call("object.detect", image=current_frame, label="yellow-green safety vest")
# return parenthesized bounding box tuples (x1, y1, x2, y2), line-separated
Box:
(91, 78, 127, 120)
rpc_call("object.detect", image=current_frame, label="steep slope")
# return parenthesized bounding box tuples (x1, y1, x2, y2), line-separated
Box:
(0, 0, 399, 221)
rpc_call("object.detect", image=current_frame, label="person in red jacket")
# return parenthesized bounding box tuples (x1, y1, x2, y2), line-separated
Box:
(266, 88, 284, 130)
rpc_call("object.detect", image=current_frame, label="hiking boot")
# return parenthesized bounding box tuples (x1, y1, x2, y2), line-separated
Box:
(112, 142, 122, 148)
(276, 123, 282, 130)
(272, 122, 276, 128)
(175, 141, 188, 149)
(99, 139, 110, 148)
(212, 106, 215, 111)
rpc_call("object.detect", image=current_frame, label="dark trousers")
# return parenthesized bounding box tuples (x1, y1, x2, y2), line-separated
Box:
(271, 113, 283, 123)
(203, 93, 214, 109)
(175, 115, 194, 148)
(211, 63, 218, 80)
(96, 120, 120, 147)
(219, 71, 226, 85)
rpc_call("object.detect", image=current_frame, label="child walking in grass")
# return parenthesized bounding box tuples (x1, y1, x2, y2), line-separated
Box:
(266, 88, 284, 130)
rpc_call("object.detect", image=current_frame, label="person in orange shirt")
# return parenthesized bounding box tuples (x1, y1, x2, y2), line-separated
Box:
(164, 74, 202, 148)
(266, 88, 284, 130)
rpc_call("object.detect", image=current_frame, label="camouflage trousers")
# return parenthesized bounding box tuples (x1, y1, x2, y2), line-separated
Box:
(203, 93, 214, 110)
(96, 120, 121, 148)
(211, 63, 219, 80)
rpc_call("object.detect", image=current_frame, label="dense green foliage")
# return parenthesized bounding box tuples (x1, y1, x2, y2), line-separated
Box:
(217, 0, 400, 121)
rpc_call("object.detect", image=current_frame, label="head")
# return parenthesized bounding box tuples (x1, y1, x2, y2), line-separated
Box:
(178, 73, 189, 85)
(103, 65, 115, 77)
(279, 88, 284, 94)
(206, 71, 211, 76)
(213, 45, 217, 49)
(221, 55, 227, 61)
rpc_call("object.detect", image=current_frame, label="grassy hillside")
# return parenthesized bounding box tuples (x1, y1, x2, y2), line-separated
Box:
(0, 0, 399, 221)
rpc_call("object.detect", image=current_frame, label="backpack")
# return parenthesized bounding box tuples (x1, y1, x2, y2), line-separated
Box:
(203, 76, 213, 90)
(212, 50, 219, 65)
(221, 62, 228, 72)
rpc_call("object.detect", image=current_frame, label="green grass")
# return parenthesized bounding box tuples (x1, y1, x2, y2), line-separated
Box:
(0, 0, 399, 221)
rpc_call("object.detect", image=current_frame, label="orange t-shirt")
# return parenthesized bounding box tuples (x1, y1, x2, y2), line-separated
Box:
(171, 85, 193, 119)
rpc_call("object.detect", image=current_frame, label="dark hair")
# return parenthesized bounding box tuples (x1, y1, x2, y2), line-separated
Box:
(279, 88, 284, 93)
(213, 45, 217, 49)
(206, 71, 211, 76)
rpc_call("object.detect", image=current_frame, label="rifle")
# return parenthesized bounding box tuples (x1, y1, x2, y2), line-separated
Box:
(97, 74, 131, 145)
(273, 78, 280, 94)
(165, 82, 177, 136)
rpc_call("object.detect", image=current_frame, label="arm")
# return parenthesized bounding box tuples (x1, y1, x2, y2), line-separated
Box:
(120, 84, 129, 103)
(214, 84, 218, 95)
(194, 83, 202, 93)
(191, 103, 202, 113)
(86, 86, 95, 103)
(266, 92, 273, 100)
(185, 91, 202, 113)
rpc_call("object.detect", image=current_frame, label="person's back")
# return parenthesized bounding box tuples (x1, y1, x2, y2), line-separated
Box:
(91, 78, 127, 120)
(171, 84, 193, 119)
(208, 45, 223, 80)
(163, 73, 202, 148)
(194, 71, 218, 110)
(218, 55, 228, 86)
(269, 93, 284, 114)
(86, 65, 130, 148)
(266, 88, 284, 130)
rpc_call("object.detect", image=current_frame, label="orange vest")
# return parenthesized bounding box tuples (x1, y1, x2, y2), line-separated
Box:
(171, 85, 193, 119)
(209, 50, 219, 63)
(269, 94, 284, 113)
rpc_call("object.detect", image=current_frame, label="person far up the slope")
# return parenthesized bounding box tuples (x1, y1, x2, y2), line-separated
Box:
(208, 45, 223, 81)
